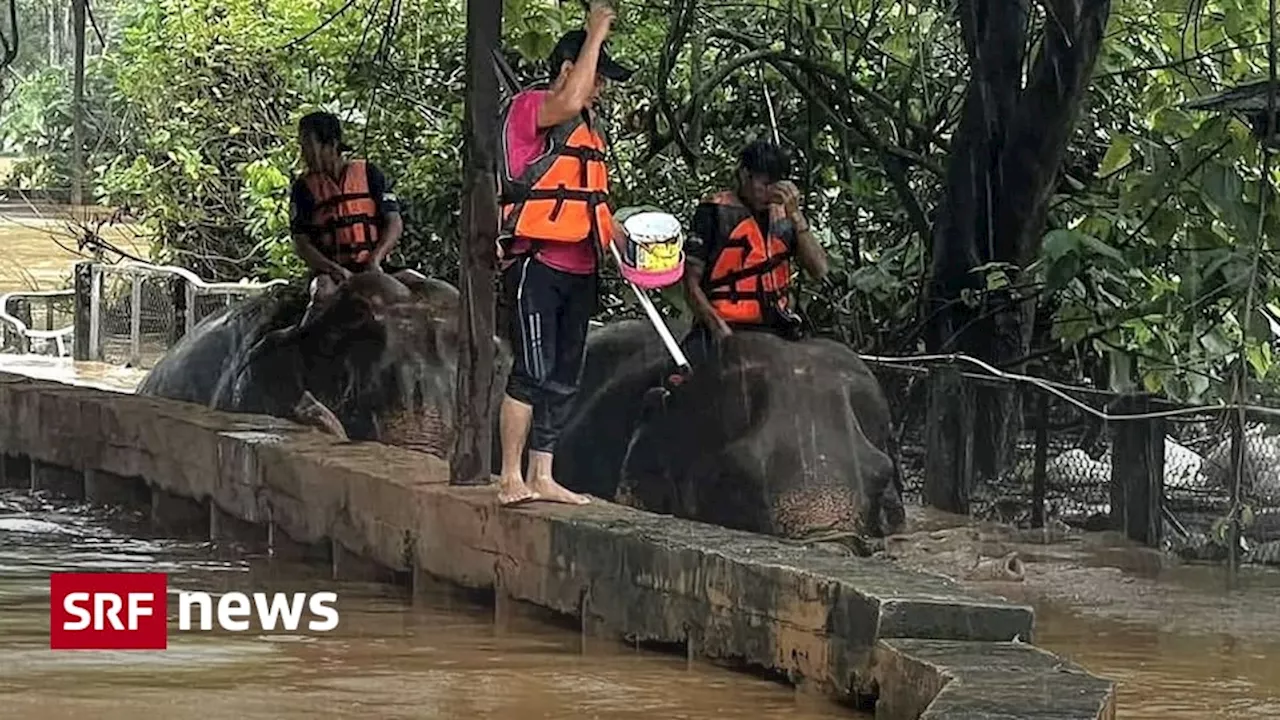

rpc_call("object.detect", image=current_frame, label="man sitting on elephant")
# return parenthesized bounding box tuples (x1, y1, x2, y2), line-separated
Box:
(680, 140, 829, 364)
(287, 111, 426, 330)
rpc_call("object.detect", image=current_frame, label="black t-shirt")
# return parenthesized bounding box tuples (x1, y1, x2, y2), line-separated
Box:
(288, 161, 399, 237)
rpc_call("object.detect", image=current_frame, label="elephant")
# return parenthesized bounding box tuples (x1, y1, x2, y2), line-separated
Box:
(555, 319, 906, 540)
(138, 271, 510, 460)
(142, 274, 901, 540)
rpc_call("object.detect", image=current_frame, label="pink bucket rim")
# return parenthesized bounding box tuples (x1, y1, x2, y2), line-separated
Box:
(621, 259, 685, 290)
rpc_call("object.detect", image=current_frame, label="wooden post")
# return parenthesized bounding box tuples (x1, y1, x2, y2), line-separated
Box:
(923, 365, 975, 514)
(1031, 390, 1049, 528)
(1108, 393, 1165, 546)
(10, 298, 31, 354)
(450, 0, 503, 486)
(73, 261, 92, 360)
(70, 0, 86, 209)
(1227, 405, 1246, 575)
(169, 275, 188, 346)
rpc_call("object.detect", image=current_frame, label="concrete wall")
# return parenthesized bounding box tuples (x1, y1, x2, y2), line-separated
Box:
(0, 372, 1115, 719)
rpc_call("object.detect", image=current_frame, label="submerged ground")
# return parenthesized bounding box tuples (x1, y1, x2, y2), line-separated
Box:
(884, 507, 1280, 717)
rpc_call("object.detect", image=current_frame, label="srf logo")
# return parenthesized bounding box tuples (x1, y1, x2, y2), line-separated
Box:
(50, 572, 168, 650)
(50, 573, 341, 649)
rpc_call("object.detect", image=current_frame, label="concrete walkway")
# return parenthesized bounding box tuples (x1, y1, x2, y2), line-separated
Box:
(0, 370, 1115, 719)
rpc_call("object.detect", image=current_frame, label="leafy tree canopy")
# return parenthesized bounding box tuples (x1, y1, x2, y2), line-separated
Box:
(2, 0, 1278, 406)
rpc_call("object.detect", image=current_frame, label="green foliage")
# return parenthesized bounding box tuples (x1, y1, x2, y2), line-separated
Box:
(6, 0, 1280, 407)
(0, 68, 71, 187)
(1043, 0, 1280, 402)
(0, 62, 118, 189)
(88, 0, 468, 280)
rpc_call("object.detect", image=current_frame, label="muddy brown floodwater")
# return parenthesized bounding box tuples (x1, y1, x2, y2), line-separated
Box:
(1035, 597, 1280, 718)
(0, 215, 149, 293)
(0, 490, 864, 720)
(4, 360, 1280, 717)
(887, 508, 1280, 718)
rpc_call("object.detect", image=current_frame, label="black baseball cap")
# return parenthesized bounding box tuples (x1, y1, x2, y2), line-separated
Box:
(299, 111, 354, 152)
(548, 29, 633, 82)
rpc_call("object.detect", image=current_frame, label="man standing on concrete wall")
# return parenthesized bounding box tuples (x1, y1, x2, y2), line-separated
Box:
(494, 3, 632, 506)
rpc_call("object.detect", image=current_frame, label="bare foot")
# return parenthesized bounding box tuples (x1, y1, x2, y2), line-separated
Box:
(497, 474, 539, 507)
(528, 476, 590, 505)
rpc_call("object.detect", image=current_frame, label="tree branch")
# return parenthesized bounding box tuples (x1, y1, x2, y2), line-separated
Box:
(997, 0, 1113, 269)
(760, 58, 933, 244)
(0, 0, 18, 73)
(707, 27, 950, 152)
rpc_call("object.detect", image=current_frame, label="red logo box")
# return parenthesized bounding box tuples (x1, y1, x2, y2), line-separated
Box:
(49, 572, 169, 650)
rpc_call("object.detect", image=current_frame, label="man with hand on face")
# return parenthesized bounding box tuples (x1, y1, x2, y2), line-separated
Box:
(679, 139, 829, 364)
(494, 2, 633, 507)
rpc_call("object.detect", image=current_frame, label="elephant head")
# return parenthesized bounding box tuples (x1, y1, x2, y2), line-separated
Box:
(139, 273, 510, 461)
(556, 320, 905, 540)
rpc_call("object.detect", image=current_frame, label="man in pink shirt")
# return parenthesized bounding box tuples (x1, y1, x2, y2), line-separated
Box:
(495, 3, 632, 507)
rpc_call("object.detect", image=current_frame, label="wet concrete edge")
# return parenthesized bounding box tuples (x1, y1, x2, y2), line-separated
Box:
(872, 639, 1117, 720)
(0, 371, 1116, 719)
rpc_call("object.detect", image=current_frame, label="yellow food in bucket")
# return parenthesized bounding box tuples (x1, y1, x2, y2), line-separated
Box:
(634, 239, 681, 272)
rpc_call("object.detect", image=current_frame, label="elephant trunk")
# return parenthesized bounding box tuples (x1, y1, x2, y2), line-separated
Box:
(379, 405, 453, 459)
(770, 484, 862, 539)
(770, 445, 898, 539)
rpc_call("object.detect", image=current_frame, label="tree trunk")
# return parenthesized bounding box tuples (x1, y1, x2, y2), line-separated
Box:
(450, 0, 503, 485)
(48, 3, 57, 67)
(71, 0, 86, 208)
(924, 0, 1113, 510)
(62, 3, 71, 64)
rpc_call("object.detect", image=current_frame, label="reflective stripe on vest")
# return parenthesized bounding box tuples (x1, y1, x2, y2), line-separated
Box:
(303, 159, 380, 267)
(498, 110, 614, 250)
(703, 192, 793, 325)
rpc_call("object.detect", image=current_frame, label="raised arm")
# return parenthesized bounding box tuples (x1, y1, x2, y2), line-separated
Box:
(536, 3, 615, 129)
(774, 181, 829, 279)
(792, 217, 829, 279)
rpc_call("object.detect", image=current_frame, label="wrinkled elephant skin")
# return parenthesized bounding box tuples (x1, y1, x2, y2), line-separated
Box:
(556, 320, 905, 540)
(138, 273, 510, 460)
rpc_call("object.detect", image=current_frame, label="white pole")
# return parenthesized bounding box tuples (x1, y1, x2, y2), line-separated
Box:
(609, 242, 690, 373)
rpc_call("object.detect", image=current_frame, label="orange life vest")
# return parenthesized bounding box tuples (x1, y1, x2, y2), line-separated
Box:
(498, 106, 615, 252)
(702, 191, 794, 325)
(302, 159, 380, 267)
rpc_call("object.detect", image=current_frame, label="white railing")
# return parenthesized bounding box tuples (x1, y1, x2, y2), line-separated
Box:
(0, 289, 76, 356)
(0, 261, 286, 367)
(81, 260, 287, 368)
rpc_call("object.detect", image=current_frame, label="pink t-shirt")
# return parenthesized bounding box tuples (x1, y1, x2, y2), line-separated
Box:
(502, 89, 598, 275)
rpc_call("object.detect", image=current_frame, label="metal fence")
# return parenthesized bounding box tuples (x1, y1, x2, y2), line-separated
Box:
(869, 360, 1115, 528)
(5, 259, 1276, 564)
(0, 290, 76, 356)
(0, 260, 285, 368)
(867, 357, 1280, 563)
(77, 261, 287, 368)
